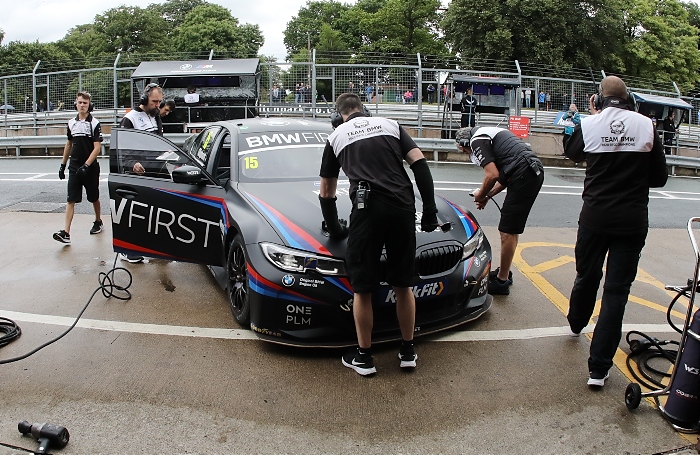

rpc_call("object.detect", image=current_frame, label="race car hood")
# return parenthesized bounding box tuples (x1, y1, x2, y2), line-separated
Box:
(239, 181, 479, 258)
(239, 181, 351, 257)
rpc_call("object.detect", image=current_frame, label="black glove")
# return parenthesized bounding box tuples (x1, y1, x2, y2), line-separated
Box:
(58, 163, 66, 180)
(77, 164, 90, 179)
(421, 210, 439, 232)
(322, 219, 348, 239)
(319, 195, 349, 239)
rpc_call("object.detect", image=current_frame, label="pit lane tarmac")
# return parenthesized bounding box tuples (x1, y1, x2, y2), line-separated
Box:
(0, 212, 698, 454)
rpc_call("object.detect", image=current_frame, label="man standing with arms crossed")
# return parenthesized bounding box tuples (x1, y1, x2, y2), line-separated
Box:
(564, 76, 667, 387)
(320, 93, 440, 376)
(53, 91, 103, 244)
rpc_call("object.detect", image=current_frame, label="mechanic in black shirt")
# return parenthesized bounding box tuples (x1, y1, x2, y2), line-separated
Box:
(53, 91, 104, 244)
(319, 93, 440, 376)
(455, 126, 544, 295)
(564, 76, 667, 388)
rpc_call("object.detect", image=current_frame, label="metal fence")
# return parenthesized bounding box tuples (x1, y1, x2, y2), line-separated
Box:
(3, 51, 700, 135)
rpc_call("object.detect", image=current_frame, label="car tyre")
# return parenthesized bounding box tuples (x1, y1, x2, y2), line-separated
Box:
(227, 234, 250, 325)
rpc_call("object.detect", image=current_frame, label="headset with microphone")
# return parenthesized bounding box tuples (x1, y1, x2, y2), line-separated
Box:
(330, 104, 372, 128)
(593, 89, 636, 112)
(140, 83, 161, 106)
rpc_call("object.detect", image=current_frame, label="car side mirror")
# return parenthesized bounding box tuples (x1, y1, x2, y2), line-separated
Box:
(172, 165, 208, 184)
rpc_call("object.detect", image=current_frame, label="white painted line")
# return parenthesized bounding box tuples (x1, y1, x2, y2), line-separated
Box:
(0, 310, 679, 343)
(0, 310, 257, 340)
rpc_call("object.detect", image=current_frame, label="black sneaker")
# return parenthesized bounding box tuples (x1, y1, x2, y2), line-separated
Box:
(488, 276, 510, 295)
(119, 253, 144, 263)
(489, 267, 513, 285)
(53, 230, 70, 244)
(342, 349, 376, 376)
(398, 342, 417, 369)
(90, 220, 103, 235)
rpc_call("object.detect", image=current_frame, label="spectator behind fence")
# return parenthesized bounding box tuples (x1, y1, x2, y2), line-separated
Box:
(662, 111, 679, 155)
(561, 103, 581, 150)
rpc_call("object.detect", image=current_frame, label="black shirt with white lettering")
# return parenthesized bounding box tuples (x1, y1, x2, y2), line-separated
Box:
(66, 113, 102, 171)
(320, 113, 418, 211)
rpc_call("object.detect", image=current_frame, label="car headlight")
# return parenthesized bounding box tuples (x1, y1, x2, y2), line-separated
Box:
(260, 243, 347, 276)
(462, 228, 484, 260)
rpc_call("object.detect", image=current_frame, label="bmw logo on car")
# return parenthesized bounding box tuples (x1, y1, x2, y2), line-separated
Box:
(282, 275, 295, 287)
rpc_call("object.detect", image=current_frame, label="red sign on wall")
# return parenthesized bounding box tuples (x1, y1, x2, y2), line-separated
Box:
(508, 116, 530, 139)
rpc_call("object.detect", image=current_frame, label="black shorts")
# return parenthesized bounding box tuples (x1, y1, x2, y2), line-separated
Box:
(499, 165, 544, 235)
(67, 163, 100, 203)
(345, 199, 416, 294)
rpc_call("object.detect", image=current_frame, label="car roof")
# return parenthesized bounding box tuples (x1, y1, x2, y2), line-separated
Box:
(214, 117, 333, 135)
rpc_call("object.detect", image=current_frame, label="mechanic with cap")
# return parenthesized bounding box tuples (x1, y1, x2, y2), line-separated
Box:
(455, 126, 544, 295)
(564, 75, 667, 388)
(319, 92, 440, 376)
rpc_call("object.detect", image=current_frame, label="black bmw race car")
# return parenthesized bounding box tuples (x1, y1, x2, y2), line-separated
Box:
(108, 118, 492, 347)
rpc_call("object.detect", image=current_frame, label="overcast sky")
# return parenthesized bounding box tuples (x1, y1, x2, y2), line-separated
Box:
(1, 0, 340, 60)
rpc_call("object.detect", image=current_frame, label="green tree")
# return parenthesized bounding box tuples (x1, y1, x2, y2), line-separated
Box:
(622, 0, 700, 90)
(172, 4, 263, 56)
(316, 23, 348, 62)
(93, 6, 170, 54)
(284, 1, 352, 57)
(149, 0, 210, 28)
(366, 0, 445, 54)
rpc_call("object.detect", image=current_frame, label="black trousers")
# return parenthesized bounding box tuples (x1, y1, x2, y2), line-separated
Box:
(567, 225, 647, 374)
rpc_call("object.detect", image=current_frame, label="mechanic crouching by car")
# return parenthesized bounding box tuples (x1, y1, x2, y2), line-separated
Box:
(455, 126, 544, 296)
(319, 92, 440, 376)
(563, 76, 667, 388)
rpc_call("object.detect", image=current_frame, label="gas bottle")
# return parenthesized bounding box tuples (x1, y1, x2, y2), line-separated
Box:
(663, 309, 700, 430)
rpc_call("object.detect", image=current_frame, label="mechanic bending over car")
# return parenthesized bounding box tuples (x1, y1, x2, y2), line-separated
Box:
(455, 126, 544, 295)
(319, 92, 440, 376)
(563, 76, 667, 388)
(117, 82, 165, 263)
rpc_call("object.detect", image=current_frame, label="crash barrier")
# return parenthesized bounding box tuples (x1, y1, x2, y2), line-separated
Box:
(1, 134, 698, 174)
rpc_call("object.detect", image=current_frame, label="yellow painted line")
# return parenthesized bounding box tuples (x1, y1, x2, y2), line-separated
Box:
(528, 255, 575, 273)
(512, 241, 695, 441)
(628, 295, 687, 320)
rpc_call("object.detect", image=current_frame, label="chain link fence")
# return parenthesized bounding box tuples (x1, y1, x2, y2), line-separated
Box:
(0, 53, 690, 138)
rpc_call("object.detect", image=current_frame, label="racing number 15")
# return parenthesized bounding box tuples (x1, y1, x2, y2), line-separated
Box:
(245, 156, 258, 169)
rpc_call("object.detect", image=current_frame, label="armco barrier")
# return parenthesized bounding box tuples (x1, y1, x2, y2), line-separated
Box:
(1, 134, 697, 173)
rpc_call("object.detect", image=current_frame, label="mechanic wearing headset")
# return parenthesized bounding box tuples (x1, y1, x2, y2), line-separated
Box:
(117, 83, 164, 263)
(455, 126, 544, 296)
(319, 93, 440, 376)
(564, 76, 667, 388)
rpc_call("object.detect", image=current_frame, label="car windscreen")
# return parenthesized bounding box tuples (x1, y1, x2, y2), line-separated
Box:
(238, 145, 329, 182)
(237, 130, 343, 182)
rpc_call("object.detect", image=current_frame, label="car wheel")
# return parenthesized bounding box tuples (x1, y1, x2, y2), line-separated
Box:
(227, 234, 250, 325)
